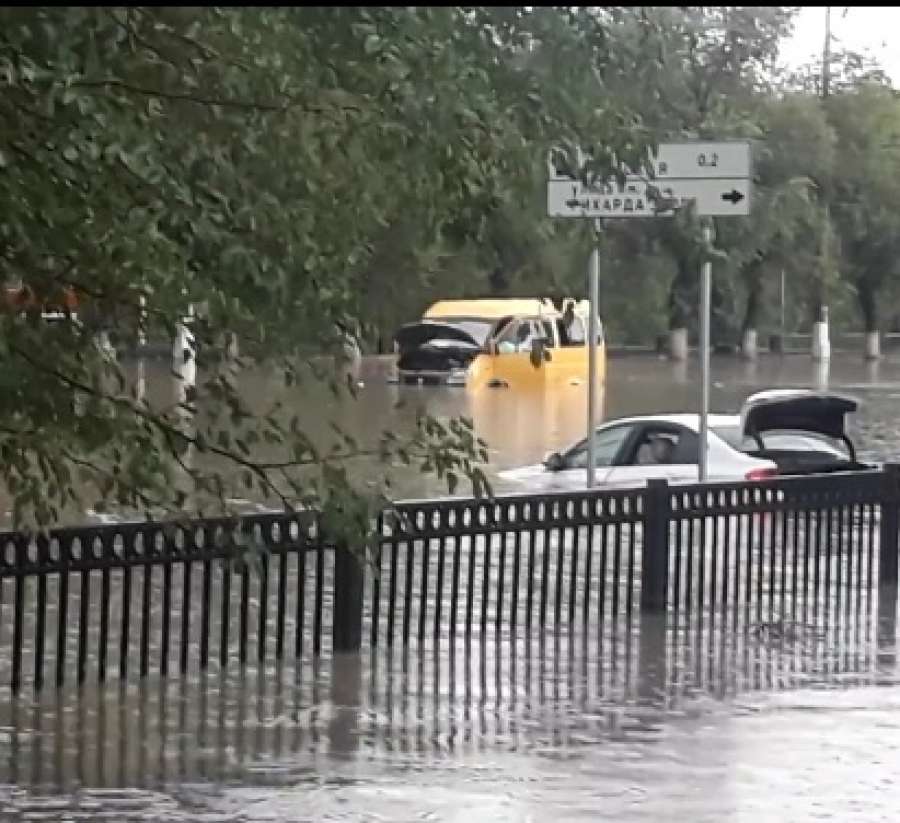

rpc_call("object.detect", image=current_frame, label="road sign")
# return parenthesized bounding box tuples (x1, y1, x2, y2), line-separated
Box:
(652, 141, 751, 180)
(547, 178, 654, 218)
(547, 140, 752, 218)
(545, 139, 753, 487)
(547, 176, 750, 218)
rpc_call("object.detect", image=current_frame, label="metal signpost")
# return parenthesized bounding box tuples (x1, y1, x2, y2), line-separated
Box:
(586, 245, 600, 481)
(547, 140, 752, 487)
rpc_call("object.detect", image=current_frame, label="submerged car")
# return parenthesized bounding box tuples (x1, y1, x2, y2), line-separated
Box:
(498, 413, 779, 492)
(392, 297, 606, 391)
(498, 390, 873, 492)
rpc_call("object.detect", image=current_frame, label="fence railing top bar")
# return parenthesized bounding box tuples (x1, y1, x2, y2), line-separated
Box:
(0, 466, 892, 555)
(382, 490, 645, 539)
(393, 484, 646, 513)
(0, 510, 310, 549)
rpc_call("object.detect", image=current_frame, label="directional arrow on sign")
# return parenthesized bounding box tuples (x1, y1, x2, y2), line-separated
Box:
(721, 189, 745, 205)
(653, 178, 751, 216)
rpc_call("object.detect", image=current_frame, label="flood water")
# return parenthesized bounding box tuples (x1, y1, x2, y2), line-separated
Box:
(3, 352, 900, 821)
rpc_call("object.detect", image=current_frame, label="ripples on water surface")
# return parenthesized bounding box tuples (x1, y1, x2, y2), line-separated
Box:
(2, 353, 900, 820)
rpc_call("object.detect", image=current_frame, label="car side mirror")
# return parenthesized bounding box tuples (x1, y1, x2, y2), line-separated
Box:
(544, 452, 565, 472)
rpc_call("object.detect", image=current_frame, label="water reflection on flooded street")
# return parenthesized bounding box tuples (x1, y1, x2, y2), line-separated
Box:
(3, 352, 900, 820)
(0, 623, 898, 821)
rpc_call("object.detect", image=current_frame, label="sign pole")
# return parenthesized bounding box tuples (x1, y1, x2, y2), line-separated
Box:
(586, 226, 600, 488)
(699, 220, 713, 482)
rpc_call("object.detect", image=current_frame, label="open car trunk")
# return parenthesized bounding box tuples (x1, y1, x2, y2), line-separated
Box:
(394, 320, 484, 376)
(739, 390, 874, 476)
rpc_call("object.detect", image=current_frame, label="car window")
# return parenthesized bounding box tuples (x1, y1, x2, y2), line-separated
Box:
(711, 424, 744, 450)
(496, 318, 538, 353)
(566, 424, 634, 469)
(759, 431, 847, 456)
(670, 428, 700, 463)
(627, 425, 697, 466)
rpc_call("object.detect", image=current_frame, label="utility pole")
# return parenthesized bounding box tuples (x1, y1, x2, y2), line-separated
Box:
(813, 6, 833, 358)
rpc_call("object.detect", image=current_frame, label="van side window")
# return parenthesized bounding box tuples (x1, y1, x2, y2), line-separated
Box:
(556, 316, 585, 347)
(496, 318, 540, 353)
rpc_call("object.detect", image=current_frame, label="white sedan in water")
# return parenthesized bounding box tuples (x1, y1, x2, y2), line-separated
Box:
(498, 413, 778, 492)
(498, 390, 873, 492)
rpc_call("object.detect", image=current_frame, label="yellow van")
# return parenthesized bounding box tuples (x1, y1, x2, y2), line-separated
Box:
(393, 298, 606, 391)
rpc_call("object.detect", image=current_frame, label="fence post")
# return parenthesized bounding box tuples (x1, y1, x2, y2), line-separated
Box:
(333, 543, 364, 653)
(878, 464, 900, 650)
(640, 478, 670, 614)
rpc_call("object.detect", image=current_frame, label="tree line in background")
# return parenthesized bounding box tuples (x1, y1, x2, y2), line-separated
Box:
(1, 6, 899, 529)
(359, 7, 900, 354)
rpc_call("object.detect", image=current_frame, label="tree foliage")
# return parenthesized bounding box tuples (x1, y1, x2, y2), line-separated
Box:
(0, 6, 663, 533)
(2, 6, 900, 535)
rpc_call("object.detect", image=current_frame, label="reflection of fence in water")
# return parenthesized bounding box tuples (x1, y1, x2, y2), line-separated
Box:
(0, 620, 885, 793)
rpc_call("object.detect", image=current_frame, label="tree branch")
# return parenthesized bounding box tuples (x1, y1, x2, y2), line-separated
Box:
(59, 447, 171, 513)
(72, 77, 364, 116)
(106, 8, 188, 73)
(5, 340, 380, 480)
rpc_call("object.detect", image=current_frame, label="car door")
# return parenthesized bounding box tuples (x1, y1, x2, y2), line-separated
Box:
(551, 422, 636, 489)
(486, 317, 549, 390)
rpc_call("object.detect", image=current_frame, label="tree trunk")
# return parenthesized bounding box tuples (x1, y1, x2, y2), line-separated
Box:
(741, 328, 758, 360)
(856, 280, 879, 334)
(710, 276, 736, 351)
(669, 327, 688, 361)
(864, 331, 881, 361)
(741, 259, 764, 333)
(488, 265, 510, 295)
(740, 261, 764, 360)
(667, 258, 694, 331)
(807, 287, 826, 326)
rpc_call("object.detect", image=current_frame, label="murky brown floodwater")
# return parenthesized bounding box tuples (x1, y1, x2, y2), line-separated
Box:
(3, 352, 900, 821)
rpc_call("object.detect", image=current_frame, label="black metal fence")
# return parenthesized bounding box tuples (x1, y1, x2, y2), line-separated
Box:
(0, 466, 897, 694)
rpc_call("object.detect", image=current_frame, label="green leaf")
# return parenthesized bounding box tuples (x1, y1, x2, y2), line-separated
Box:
(363, 34, 381, 55)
